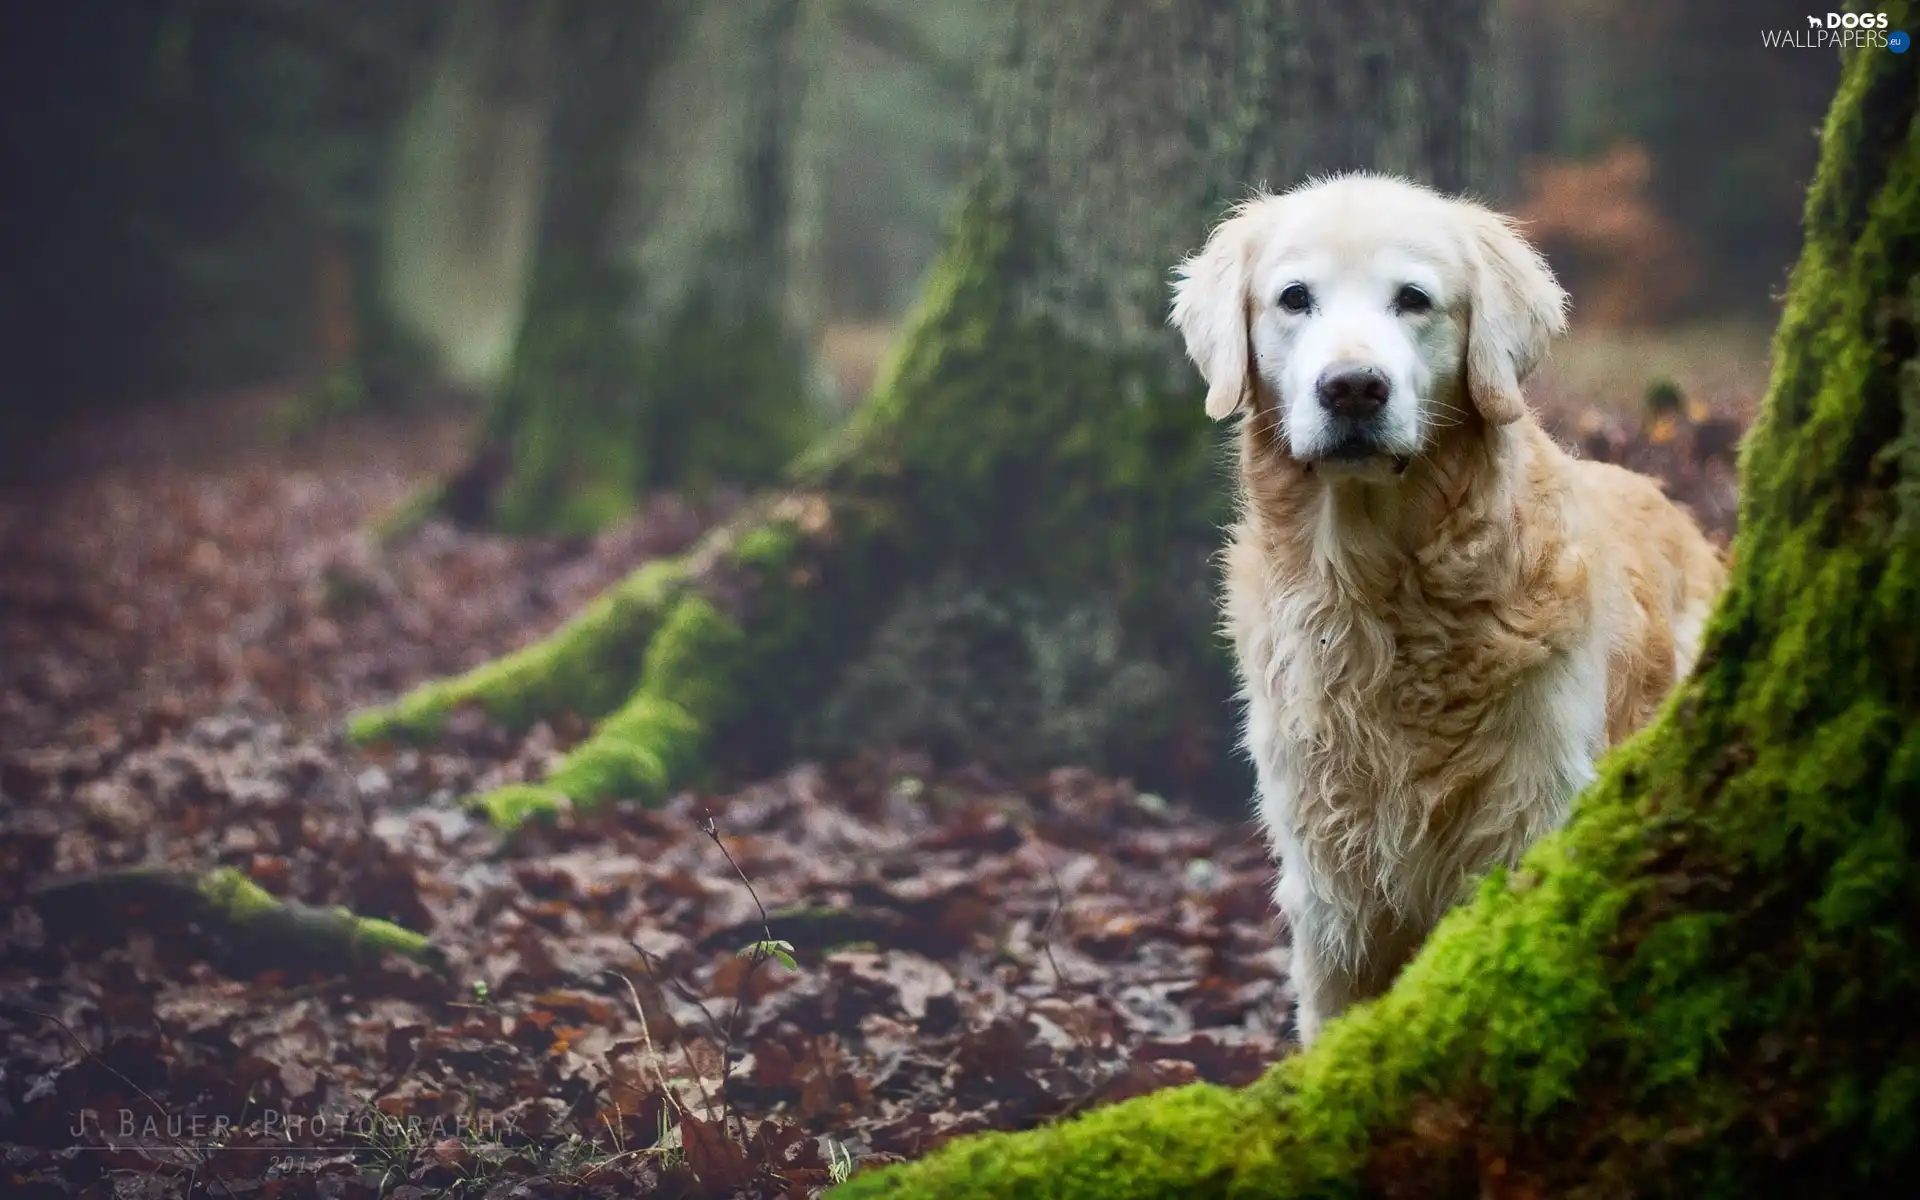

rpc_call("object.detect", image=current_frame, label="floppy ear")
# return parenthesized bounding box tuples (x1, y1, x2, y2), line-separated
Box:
(1463, 208, 1569, 425)
(1170, 216, 1256, 421)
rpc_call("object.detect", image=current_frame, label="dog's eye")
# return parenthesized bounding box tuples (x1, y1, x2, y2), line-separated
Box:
(1278, 284, 1312, 314)
(1393, 285, 1433, 315)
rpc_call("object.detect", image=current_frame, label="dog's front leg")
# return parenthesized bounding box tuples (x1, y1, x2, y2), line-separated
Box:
(1286, 933, 1371, 1045)
(1276, 876, 1371, 1046)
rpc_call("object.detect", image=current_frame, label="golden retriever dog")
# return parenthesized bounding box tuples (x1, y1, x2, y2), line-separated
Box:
(1170, 174, 1725, 1045)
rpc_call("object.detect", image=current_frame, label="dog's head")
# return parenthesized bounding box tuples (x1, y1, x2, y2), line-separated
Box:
(1170, 174, 1568, 475)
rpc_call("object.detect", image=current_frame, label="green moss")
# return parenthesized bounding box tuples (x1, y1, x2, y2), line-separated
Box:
(523, 598, 741, 813)
(198, 866, 282, 919)
(347, 558, 687, 743)
(375, 498, 870, 829)
(196, 866, 441, 969)
(35, 866, 445, 974)
(326, 913, 437, 964)
(475, 784, 572, 830)
(732, 520, 802, 571)
(832, 24, 1920, 1198)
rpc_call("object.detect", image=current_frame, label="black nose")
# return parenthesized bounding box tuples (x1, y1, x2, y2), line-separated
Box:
(1316, 364, 1390, 419)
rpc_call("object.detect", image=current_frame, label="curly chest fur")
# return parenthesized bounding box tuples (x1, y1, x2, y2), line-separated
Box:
(1224, 494, 1606, 939)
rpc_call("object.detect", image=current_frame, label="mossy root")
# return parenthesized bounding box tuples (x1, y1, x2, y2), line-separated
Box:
(32, 866, 448, 976)
(345, 557, 690, 747)
(350, 494, 871, 831)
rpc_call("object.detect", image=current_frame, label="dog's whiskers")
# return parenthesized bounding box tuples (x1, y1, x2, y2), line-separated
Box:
(1246, 408, 1288, 446)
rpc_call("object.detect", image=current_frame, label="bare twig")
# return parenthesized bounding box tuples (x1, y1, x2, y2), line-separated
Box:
(699, 812, 775, 939)
(1035, 844, 1075, 990)
(1027, 840, 1103, 1101)
(699, 811, 777, 1142)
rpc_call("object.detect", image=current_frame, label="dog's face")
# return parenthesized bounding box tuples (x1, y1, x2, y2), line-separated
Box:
(1171, 175, 1568, 476)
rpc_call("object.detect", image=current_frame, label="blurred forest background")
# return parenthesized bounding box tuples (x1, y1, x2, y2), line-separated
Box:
(0, 0, 1833, 445)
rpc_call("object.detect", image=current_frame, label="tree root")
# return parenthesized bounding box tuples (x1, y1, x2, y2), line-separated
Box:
(31, 866, 448, 977)
(349, 493, 878, 830)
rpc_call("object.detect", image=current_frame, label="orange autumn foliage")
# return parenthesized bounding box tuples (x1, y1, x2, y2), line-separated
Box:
(1511, 144, 1697, 328)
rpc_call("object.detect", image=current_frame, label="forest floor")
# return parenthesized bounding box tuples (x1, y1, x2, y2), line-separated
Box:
(1, 330, 1752, 1199)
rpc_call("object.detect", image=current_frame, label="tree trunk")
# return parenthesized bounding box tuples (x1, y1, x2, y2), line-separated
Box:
(829, 27, 1920, 1197)
(378, 0, 557, 395)
(349, 0, 1496, 825)
(443, 0, 821, 534)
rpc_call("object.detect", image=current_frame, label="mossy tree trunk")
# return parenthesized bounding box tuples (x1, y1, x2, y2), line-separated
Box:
(829, 27, 1920, 1198)
(441, 0, 821, 535)
(350, 0, 1496, 825)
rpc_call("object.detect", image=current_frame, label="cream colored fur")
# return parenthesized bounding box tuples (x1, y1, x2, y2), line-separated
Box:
(1170, 174, 1726, 1045)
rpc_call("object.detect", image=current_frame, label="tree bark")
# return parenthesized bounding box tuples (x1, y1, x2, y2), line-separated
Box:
(350, 0, 1496, 824)
(828, 26, 1920, 1197)
(442, 0, 821, 534)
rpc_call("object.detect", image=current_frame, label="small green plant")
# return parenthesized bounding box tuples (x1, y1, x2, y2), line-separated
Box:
(828, 1139, 855, 1185)
(736, 938, 798, 970)
(650, 1103, 686, 1172)
(444, 1142, 509, 1195)
(545, 1131, 601, 1183)
(351, 1112, 425, 1196)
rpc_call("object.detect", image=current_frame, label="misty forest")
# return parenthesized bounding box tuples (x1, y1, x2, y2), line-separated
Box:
(2, 0, 1916, 1196)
